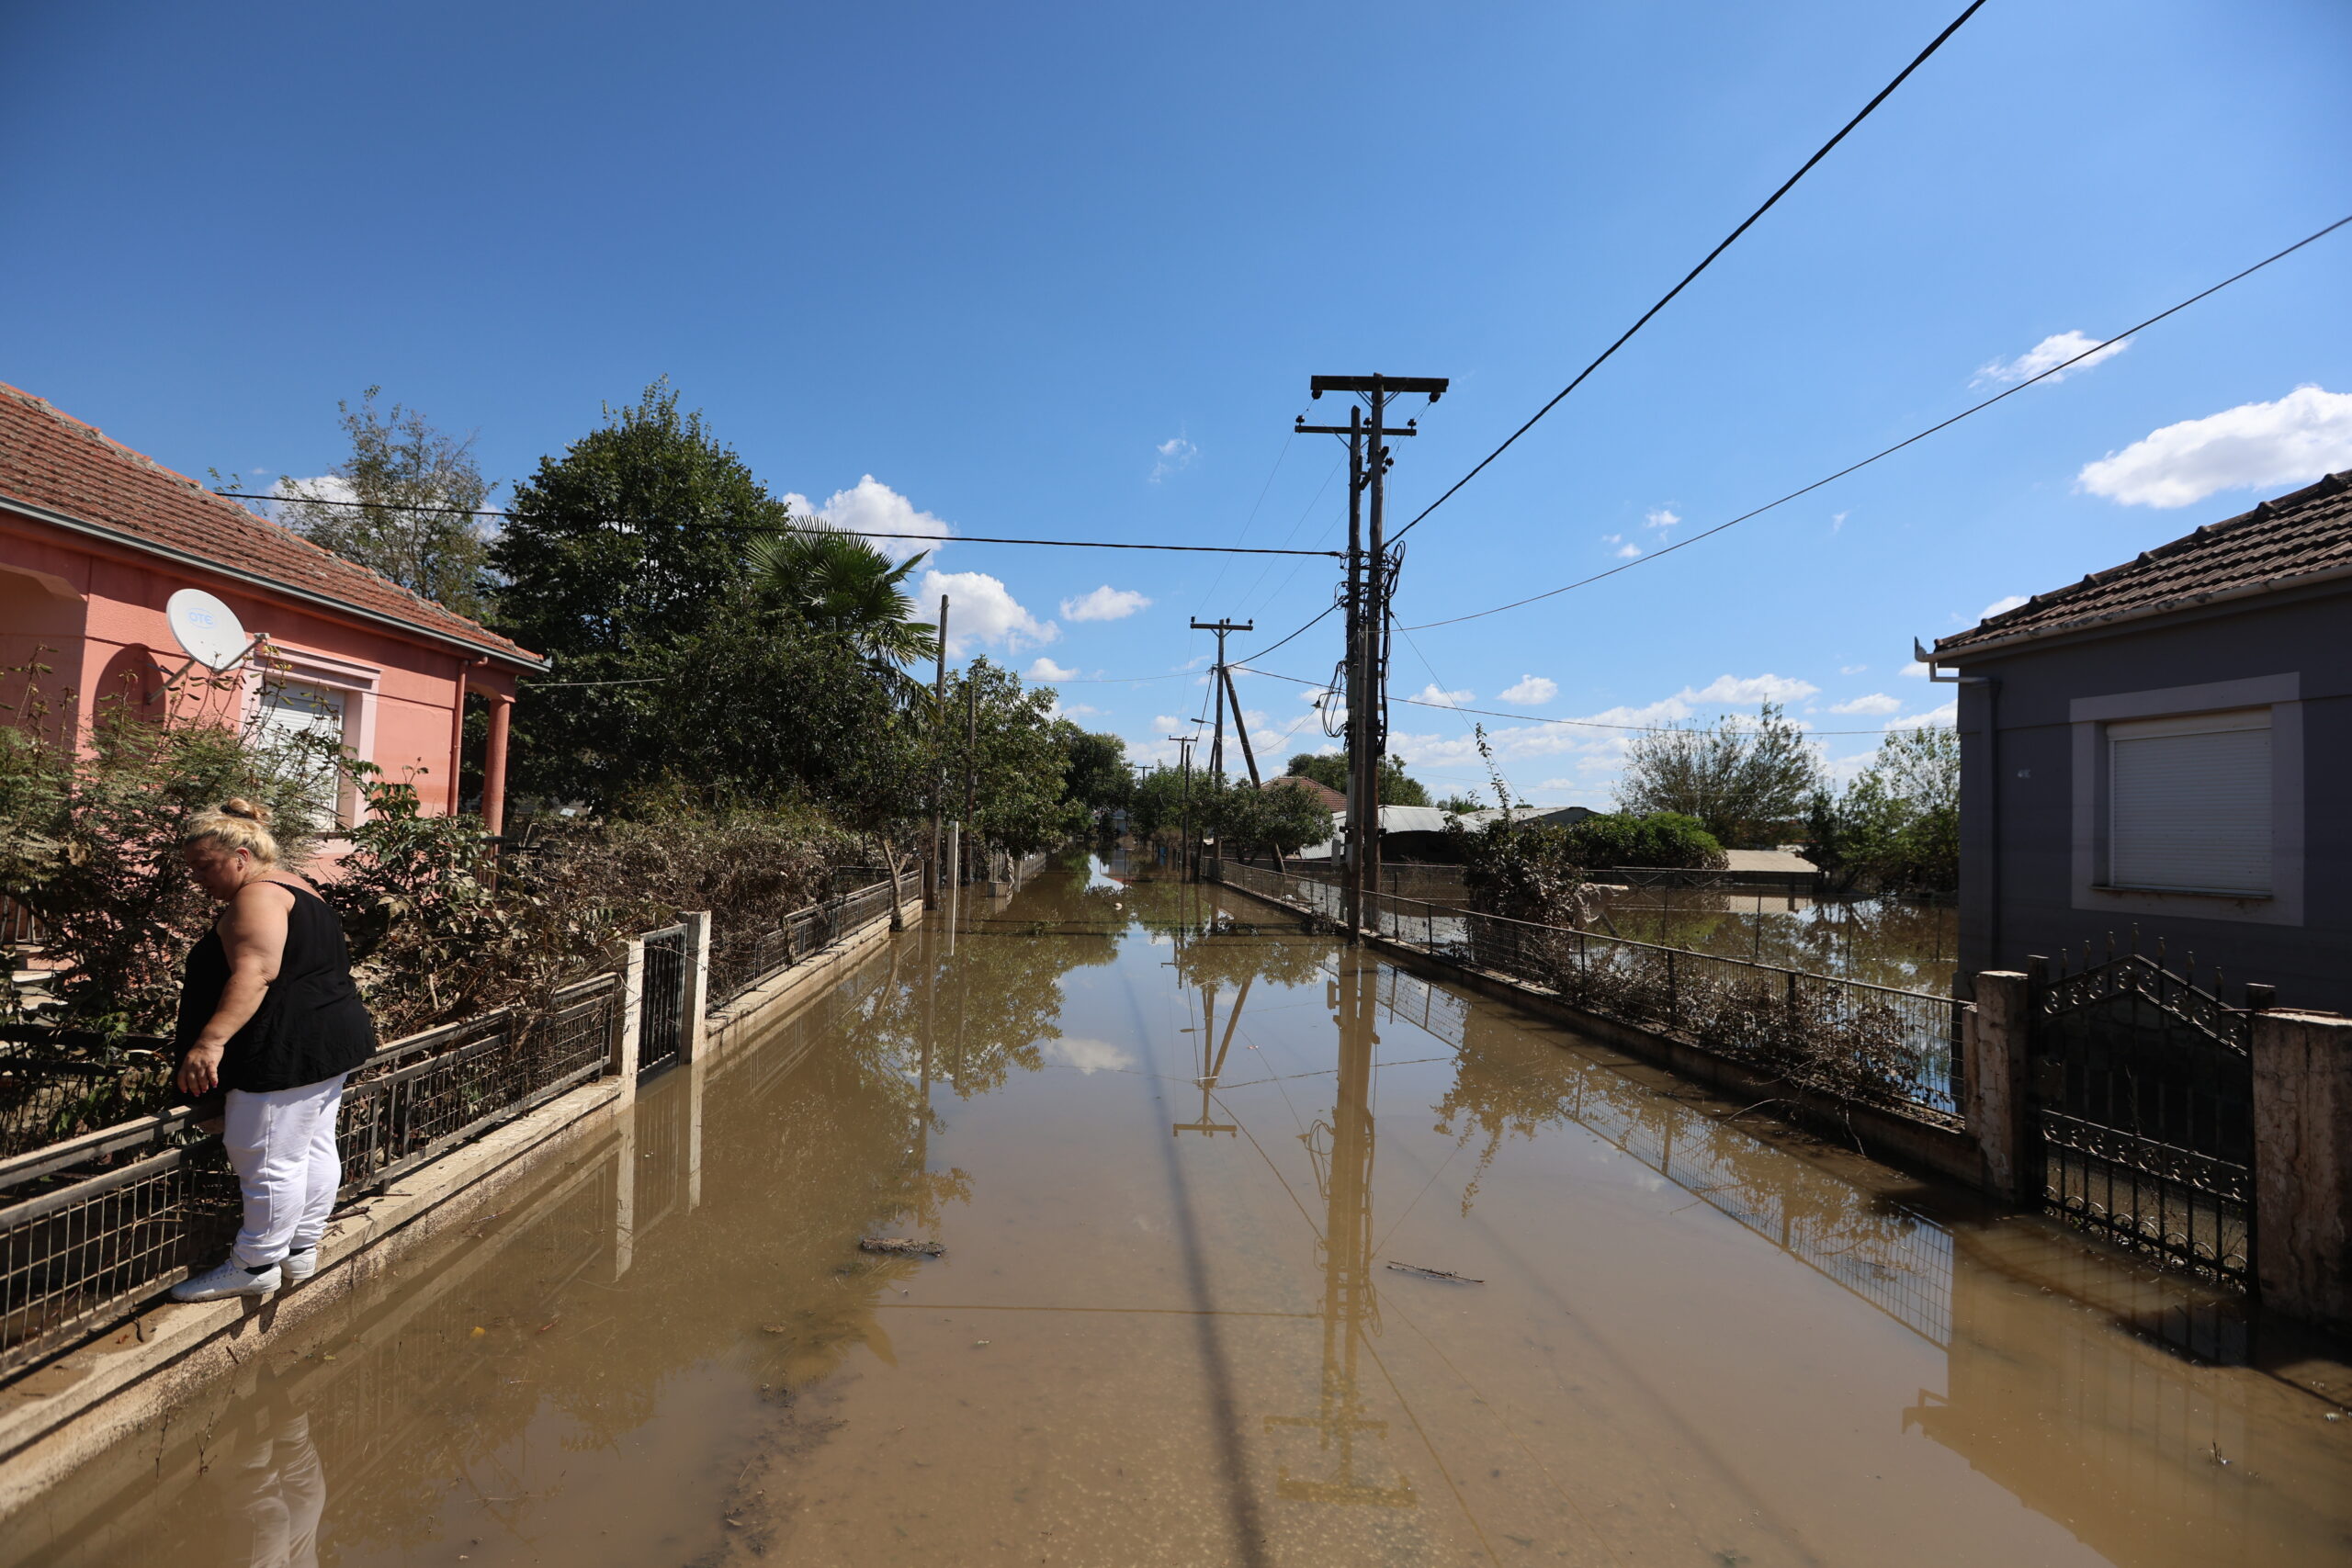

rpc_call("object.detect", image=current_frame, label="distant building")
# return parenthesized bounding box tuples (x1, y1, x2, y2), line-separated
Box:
(1262, 774, 1346, 813)
(0, 383, 545, 837)
(1932, 470, 2349, 1010)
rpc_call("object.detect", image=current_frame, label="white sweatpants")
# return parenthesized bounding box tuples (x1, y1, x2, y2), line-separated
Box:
(222, 1075, 348, 1269)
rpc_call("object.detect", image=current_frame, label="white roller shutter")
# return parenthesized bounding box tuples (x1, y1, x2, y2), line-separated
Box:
(2109, 709, 2271, 895)
(255, 682, 349, 829)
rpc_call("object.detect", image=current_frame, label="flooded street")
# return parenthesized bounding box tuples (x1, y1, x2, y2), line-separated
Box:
(14, 861, 2350, 1568)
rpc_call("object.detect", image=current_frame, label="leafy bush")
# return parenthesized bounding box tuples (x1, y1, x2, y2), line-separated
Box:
(1555, 811, 1724, 871)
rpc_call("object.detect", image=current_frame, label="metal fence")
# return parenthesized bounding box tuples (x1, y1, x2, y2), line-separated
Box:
(636, 925, 690, 1078)
(1212, 860, 1963, 1124)
(707, 880, 896, 1008)
(0, 1032, 179, 1160)
(0, 974, 623, 1379)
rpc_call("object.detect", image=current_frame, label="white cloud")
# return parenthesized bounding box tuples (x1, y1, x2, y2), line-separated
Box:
(1885, 701, 1958, 731)
(1973, 329, 2130, 389)
(1689, 673, 1817, 705)
(1901, 660, 1932, 679)
(1830, 692, 1903, 716)
(1149, 437, 1198, 483)
(1980, 593, 2029, 620)
(1027, 657, 1078, 682)
(1043, 1037, 1136, 1075)
(1498, 674, 1557, 705)
(1839, 663, 1868, 675)
(1613, 541, 1642, 558)
(1831, 511, 1849, 533)
(1051, 701, 1102, 719)
(918, 570, 1057, 655)
(1643, 507, 1679, 530)
(2075, 385, 2352, 509)
(1411, 682, 1473, 707)
(1061, 584, 1152, 622)
(783, 475, 951, 561)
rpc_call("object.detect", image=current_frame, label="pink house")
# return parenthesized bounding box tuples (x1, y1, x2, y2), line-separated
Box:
(0, 383, 543, 836)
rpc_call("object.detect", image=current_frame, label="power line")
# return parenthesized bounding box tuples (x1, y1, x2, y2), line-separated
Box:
(1389, 0, 1987, 547)
(212, 491, 1340, 557)
(1402, 209, 2352, 631)
(1238, 664, 1957, 736)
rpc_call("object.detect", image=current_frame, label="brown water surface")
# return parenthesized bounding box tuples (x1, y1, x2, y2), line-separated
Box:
(12, 860, 2350, 1567)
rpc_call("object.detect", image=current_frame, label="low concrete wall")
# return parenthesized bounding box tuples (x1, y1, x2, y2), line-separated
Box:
(0, 894, 920, 1520)
(1208, 874, 1987, 1193)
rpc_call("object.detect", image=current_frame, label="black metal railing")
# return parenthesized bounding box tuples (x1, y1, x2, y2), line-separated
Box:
(0, 1032, 179, 1160)
(1213, 861, 1963, 1123)
(0, 976, 623, 1379)
(707, 880, 897, 1009)
(635, 925, 690, 1078)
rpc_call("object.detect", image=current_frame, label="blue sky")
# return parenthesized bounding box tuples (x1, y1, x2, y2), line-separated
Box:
(6, 1, 2348, 805)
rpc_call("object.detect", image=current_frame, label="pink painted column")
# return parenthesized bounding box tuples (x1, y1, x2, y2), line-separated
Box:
(481, 693, 514, 834)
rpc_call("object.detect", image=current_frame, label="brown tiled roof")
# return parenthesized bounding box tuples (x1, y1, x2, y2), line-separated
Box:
(1936, 470, 2352, 659)
(1265, 774, 1346, 811)
(0, 383, 541, 667)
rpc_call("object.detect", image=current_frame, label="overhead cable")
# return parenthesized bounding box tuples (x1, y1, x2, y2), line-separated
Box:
(1403, 210, 2352, 631)
(1389, 0, 1988, 547)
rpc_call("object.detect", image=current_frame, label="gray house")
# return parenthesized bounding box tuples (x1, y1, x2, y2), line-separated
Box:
(1932, 470, 2349, 1011)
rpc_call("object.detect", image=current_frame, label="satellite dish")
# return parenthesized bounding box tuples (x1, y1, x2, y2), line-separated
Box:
(165, 589, 252, 672)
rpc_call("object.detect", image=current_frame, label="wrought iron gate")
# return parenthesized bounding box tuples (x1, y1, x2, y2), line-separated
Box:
(637, 924, 690, 1077)
(2029, 948, 2253, 1285)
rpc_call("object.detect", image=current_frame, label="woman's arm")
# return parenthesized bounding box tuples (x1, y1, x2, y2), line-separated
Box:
(175, 883, 293, 1097)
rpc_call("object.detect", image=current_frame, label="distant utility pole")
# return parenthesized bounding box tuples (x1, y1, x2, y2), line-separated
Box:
(927, 594, 950, 909)
(1167, 734, 1198, 876)
(1299, 374, 1446, 933)
(1189, 617, 1253, 782)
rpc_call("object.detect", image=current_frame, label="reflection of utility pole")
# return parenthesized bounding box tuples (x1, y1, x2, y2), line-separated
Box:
(1173, 974, 1249, 1137)
(1266, 951, 1411, 1506)
(1167, 735, 1197, 877)
(1190, 618, 1253, 782)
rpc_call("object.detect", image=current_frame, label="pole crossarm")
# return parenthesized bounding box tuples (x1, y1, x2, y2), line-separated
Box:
(1310, 375, 1450, 400)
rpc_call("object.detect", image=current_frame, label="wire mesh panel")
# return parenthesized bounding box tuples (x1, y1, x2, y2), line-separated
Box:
(636, 926, 690, 1077)
(2030, 952, 2253, 1285)
(706, 879, 898, 1007)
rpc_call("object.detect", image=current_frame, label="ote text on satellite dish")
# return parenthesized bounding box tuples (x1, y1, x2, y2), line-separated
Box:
(164, 589, 258, 675)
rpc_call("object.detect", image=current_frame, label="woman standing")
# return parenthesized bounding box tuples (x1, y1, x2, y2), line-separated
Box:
(169, 799, 377, 1303)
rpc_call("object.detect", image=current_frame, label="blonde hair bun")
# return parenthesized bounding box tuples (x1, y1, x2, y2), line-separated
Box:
(185, 798, 283, 866)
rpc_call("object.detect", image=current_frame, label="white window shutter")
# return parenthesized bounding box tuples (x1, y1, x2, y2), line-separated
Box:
(2109, 710, 2271, 894)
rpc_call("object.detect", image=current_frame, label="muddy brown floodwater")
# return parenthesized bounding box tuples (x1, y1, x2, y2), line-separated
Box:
(12, 858, 2352, 1568)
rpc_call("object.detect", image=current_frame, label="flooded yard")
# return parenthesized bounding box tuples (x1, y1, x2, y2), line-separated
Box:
(12, 860, 2349, 1567)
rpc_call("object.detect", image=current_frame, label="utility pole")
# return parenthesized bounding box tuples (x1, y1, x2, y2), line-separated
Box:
(1167, 734, 1197, 877)
(927, 595, 949, 909)
(1190, 617, 1253, 782)
(1300, 375, 1446, 933)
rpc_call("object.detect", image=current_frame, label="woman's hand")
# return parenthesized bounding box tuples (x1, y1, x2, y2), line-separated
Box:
(176, 1042, 226, 1098)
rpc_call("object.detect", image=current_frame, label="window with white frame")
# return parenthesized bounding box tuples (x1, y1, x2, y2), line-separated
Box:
(2108, 708, 2271, 895)
(254, 681, 351, 830)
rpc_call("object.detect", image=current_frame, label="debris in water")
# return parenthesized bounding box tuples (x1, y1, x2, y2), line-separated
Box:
(762, 1325, 790, 1334)
(860, 1237, 944, 1257)
(1385, 1260, 1484, 1284)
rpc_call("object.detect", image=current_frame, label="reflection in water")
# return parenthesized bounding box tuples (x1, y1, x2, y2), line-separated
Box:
(1262, 954, 1412, 1508)
(234, 1407, 324, 1568)
(14, 853, 2350, 1568)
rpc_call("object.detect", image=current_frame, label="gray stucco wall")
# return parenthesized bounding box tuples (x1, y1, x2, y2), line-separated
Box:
(1950, 583, 2349, 1012)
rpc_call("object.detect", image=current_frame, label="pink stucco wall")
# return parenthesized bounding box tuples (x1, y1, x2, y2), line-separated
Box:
(0, 510, 516, 827)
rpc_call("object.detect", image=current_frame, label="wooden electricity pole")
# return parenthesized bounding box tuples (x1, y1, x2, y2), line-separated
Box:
(1190, 617, 1253, 782)
(927, 595, 949, 909)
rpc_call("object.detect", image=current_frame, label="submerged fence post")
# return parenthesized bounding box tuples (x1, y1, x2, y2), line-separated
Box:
(613, 939, 645, 1110)
(680, 911, 712, 1066)
(2252, 1009, 2352, 1333)
(1962, 971, 2031, 1201)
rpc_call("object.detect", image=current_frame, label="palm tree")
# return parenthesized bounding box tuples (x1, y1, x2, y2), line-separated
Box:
(746, 523, 940, 668)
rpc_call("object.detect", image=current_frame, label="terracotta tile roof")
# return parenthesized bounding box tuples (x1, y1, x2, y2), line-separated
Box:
(1264, 774, 1346, 812)
(1936, 470, 2352, 659)
(0, 382, 541, 667)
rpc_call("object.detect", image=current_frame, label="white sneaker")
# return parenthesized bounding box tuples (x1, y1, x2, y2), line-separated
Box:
(281, 1247, 319, 1283)
(172, 1259, 280, 1302)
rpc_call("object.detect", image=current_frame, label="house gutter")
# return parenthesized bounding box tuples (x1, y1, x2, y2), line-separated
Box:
(0, 491, 547, 672)
(1934, 558, 2352, 663)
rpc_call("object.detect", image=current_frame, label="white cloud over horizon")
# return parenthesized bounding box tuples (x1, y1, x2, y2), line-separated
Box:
(1498, 674, 1557, 705)
(1981, 593, 2030, 619)
(2076, 385, 2352, 508)
(1149, 437, 1197, 483)
(1027, 657, 1078, 682)
(1644, 507, 1680, 530)
(1061, 584, 1152, 622)
(1411, 682, 1473, 707)
(784, 475, 950, 561)
(1973, 329, 2130, 389)
(1829, 692, 1904, 716)
(918, 569, 1057, 654)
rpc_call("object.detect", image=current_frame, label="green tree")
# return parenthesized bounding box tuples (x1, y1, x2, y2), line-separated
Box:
(1806, 726, 1959, 892)
(1282, 752, 1430, 807)
(943, 660, 1087, 858)
(746, 524, 940, 670)
(1205, 775, 1336, 861)
(1614, 702, 1824, 848)
(1060, 730, 1132, 817)
(260, 388, 496, 621)
(1556, 811, 1724, 870)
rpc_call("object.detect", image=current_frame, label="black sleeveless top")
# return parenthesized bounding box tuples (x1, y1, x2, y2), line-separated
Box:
(174, 883, 379, 1092)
